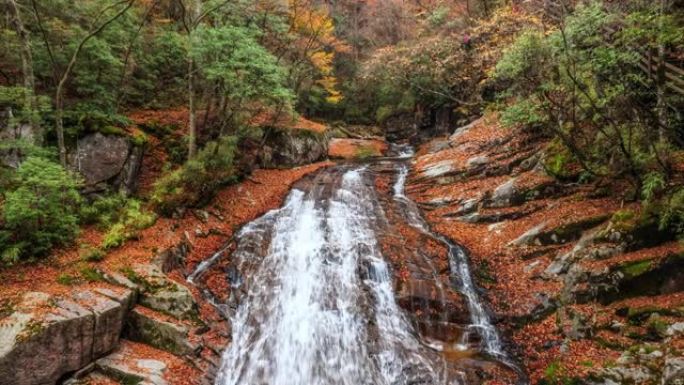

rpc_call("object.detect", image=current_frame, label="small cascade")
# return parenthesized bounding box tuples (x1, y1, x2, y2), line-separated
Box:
(391, 147, 507, 360)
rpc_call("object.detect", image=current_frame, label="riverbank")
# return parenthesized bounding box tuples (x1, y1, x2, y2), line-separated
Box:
(407, 114, 684, 384)
(0, 161, 331, 385)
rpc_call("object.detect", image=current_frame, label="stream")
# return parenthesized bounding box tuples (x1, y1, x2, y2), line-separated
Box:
(190, 148, 520, 385)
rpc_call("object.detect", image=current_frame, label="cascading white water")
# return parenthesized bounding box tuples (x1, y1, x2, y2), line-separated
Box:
(215, 168, 456, 385)
(392, 155, 506, 360)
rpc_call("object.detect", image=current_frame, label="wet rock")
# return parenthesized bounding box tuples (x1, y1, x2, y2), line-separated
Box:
(489, 178, 517, 208)
(534, 215, 611, 247)
(456, 212, 482, 223)
(0, 290, 131, 385)
(666, 322, 684, 337)
(559, 308, 592, 340)
(598, 365, 656, 385)
(102, 271, 140, 292)
(133, 264, 199, 320)
(125, 307, 200, 356)
(96, 350, 168, 385)
(510, 292, 557, 325)
(523, 260, 541, 273)
(396, 278, 470, 324)
(63, 370, 114, 385)
(460, 198, 479, 215)
(544, 229, 604, 277)
(518, 153, 541, 172)
(449, 119, 480, 142)
(428, 140, 451, 153)
(425, 196, 457, 208)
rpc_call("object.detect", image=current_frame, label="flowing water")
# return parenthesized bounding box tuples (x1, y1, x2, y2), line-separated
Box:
(191, 149, 518, 385)
(392, 160, 505, 360)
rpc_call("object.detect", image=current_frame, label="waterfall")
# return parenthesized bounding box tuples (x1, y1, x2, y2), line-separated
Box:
(214, 168, 454, 385)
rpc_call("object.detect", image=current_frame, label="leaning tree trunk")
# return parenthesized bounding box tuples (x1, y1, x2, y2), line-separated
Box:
(5, 0, 41, 143)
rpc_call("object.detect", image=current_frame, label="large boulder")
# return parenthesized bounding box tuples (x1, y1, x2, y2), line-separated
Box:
(68, 132, 144, 194)
(259, 128, 329, 168)
(0, 289, 133, 385)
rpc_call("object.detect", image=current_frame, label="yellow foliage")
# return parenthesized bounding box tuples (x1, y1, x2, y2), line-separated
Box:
(317, 76, 343, 104)
(287, 0, 344, 102)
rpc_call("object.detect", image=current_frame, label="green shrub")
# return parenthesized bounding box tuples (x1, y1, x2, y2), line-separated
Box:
(543, 140, 576, 179)
(79, 244, 105, 262)
(79, 267, 104, 282)
(152, 136, 238, 216)
(641, 171, 666, 202)
(1, 157, 82, 263)
(80, 193, 129, 229)
(499, 98, 547, 129)
(100, 200, 156, 250)
(494, 29, 550, 84)
(56, 273, 77, 286)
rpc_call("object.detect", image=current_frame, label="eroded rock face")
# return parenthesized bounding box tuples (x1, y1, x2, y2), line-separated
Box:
(0, 289, 133, 385)
(68, 132, 144, 194)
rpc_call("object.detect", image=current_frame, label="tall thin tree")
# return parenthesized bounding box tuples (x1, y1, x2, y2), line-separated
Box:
(53, 0, 136, 166)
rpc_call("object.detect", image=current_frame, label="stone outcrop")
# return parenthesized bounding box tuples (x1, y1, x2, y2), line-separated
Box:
(0, 288, 133, 385)
(96, 347, 169, 385)
(132, 264, 199, 320)
(68, 132, 144, 194)
(125, 307, 200, 356)
(258, 128, 329, 168)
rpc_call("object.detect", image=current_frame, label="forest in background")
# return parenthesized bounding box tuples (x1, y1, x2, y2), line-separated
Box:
(1, 0, 684, 270)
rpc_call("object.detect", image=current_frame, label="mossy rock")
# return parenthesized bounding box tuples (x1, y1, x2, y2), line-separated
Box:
(537, 214, 611, 245)
(124, 308, 199, 356)
(619, 259, 654, 280)
(627, 306, 684, 324)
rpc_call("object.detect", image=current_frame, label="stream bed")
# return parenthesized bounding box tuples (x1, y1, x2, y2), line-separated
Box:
(190, 151, 522, 385)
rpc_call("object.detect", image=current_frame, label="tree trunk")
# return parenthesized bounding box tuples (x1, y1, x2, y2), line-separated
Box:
(53, 0, 135, 166)
(186, 0, 202, 159)
(5, 0, 41, 143)
(656, 0, 669, 145)
(188, 56, 198, 158)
